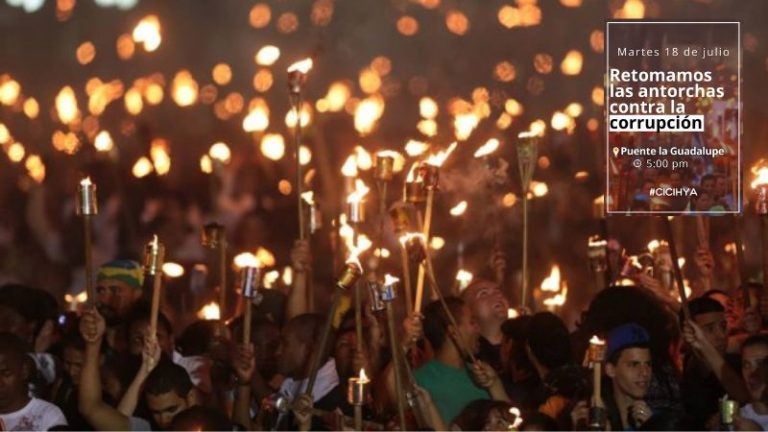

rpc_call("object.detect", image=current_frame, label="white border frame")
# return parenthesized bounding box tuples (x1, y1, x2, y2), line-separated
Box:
(605, 21, 741, 215)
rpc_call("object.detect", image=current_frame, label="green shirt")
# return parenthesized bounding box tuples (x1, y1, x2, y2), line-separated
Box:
(413, 359, 490, 423)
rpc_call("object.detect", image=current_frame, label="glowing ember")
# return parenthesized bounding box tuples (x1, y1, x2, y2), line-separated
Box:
(425, 142, 458, 167)
(450, 201, 468, 216)
(55, 86, 80, 125)
(209, 142, 231, 163)
(300, 146, 312, 165)
(341, 155, 358, 177)
(94, 131, 114, 152)
(162, 262, 185, 278)
(243, 102, 270, 132)
(197, 302, 220, 320)
(255, 45, 281, 66)
(132, 157, 153, 178)
(150, 139, 171, 176)
(474, 138, 501, 158)
(419, 97, 439, 119)
(132, 15, 161, 52)
(200, 155, 213, 174)
(354, 95, 385, 135)
(355, 146, 373, 171)
(405, 140, 429, 157)
(287, 58, 313, 74)
(260, 133, 285, 161)
(454, 112, 479, 141)
(25, 154, 45, 183)
(172, 70, 198, 107)
(560, 50, 583, 75)
(430, 236, 445, 250)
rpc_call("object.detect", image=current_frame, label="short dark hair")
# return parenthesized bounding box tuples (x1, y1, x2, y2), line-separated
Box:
(685, 296, 724, 323)
(743, 334, 768, 352)
(145, 360, 193, 397)
(423, 297, 465, 351)
(0, 332, 27, 364)
(526, 312, 572, 369)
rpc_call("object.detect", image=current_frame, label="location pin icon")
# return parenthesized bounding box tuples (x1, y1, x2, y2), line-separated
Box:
(612, 147, 620, 157)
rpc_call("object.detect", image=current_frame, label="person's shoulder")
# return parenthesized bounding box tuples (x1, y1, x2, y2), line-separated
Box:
(29, 398, 63, 413)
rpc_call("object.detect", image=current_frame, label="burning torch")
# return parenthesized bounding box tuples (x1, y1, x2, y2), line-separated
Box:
(517, 131, 539, 309)
(76, 177, 98, 305)
(143, 235, 166, 339)
(202, 222, 228, 320)
(587, 336, 607, 431)
(287, 58, 313, 241)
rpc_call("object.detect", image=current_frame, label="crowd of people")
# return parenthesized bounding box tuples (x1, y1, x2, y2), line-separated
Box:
(0, 230, 767, 431)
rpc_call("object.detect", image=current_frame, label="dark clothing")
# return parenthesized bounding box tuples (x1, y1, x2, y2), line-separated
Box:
(477, 336, 503, 375)
(680, 352, 741, 430)
(50, 380, 92, 431)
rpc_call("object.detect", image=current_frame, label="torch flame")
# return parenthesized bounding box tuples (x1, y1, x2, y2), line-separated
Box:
(80, 176, 92, 187)
(301, 191, 314, 205)
(449, 201, 468, 217)
(384, 274, 400, 286)
(752, 166, 768, 189)
(647, 240, 661, 253)
(358, 368, 370, 383)
(405, 139, 429, 157)
(162, 262, 185, 278)
(347, 179, 370, 204)
(540, 265, 562, 292)
(406, 162, 421, 183)
(589, 335, 606, 346)
(425, 142, 458, 167)
(341, 155, 358, 177)
(507, 308, 519, 319)
(542, 285, 568, 307)
(509, 407, 524, 430)
(197, 302, 220, 320)
(473, 138, 500, 158)
(354, 95, 385, 135)
(234, 252, 262, 269)
(287, 58, 313, 74)
(55, 86, 80, 125)
(398, 232, 425, 247)
(355, 146, 373, 171)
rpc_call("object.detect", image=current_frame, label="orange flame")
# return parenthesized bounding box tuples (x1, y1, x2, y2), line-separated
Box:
(425, 142, 458, 167)
(287, 58, 313, 74)
(449, 201, 468, 216)
(473, 138, 500, 158)
(347, 179, 370, 204)
(197, 302, 220, 320)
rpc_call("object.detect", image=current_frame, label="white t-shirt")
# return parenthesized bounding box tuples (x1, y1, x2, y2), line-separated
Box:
(0, 398, 67, 431)
(741, 404, 768, 431)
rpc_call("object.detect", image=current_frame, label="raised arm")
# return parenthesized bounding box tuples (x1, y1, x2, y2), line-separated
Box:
(287, 240, 311, 319)
(78, 308, 131, 431)
(117, 335, 161, 416)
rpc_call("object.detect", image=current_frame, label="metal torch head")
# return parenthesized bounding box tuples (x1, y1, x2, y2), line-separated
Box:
(337, 261, 363, 290)
(418, 163, 440, 191)
(201, 223, 225, 249)
(587, 337, 606, 363)
(347, 200, 366, 224)
(368, 281, 385, 312)
(405, 181, 427, 203)
(720, 398, 737, 425)
(405, 236, 427, 263)
(756, 185, 768, 215)
(309, 204, 322, 234)
(287, 71, 307, 95)
(587, 236, 608, 273)
(374, 154, 395, 182)
(239, 266, 262, 299)
(76, 180, 98, 216)
(143, 236, 166, 276)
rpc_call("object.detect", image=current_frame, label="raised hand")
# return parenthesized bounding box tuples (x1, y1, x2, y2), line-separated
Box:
(80, 308, 106, 344)
(292, 394, 314, 432)
(402, 312, 424, 349)
(141, 335, 161, 376)
(291, 240, 312, 272)
(232, 343, 256, 384)
(469, 360, 499, 389)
